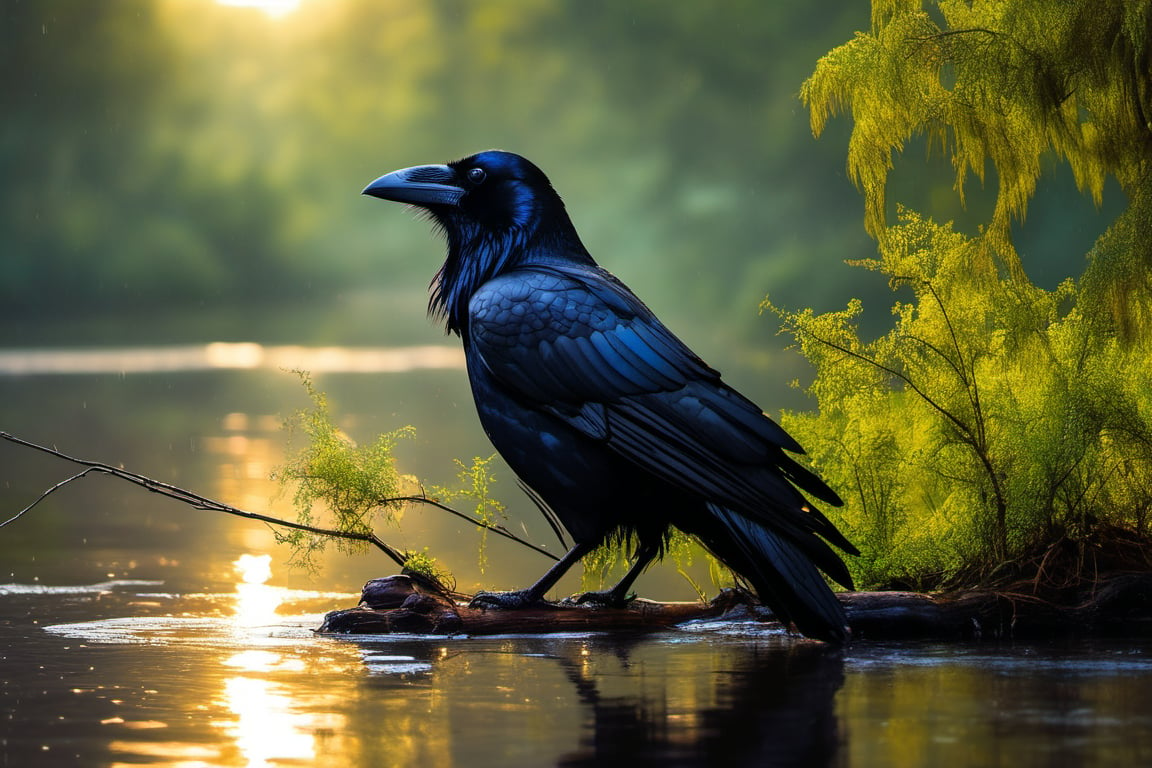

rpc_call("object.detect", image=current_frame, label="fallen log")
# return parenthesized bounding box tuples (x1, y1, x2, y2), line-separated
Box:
(317, 574, 751, 636)
(316, 572, 1152, 640)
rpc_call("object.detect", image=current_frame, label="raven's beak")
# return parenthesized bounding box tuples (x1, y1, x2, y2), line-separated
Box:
(361, 164, 465, 207)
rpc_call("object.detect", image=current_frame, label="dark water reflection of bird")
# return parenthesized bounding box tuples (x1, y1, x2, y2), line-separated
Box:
(553, 638, 844, 767)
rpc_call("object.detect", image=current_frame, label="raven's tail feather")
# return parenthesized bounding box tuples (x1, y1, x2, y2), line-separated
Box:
(699, 502, 850, 644)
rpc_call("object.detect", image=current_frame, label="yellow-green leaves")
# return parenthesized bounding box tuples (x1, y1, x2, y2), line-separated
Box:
(787, 0, 1152, 587)
(769, 212, 1152, 588)
(271, 377, 550, 582)
(804, 0, 1152, 319)
(430, 456, 507, 573)
(273, 372, 415, 568)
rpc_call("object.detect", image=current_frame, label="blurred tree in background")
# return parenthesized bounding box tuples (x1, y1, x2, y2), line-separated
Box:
(0, 0, 885, 348)
(5, 0, 1124, 351)
(770, 0, 1152, 589)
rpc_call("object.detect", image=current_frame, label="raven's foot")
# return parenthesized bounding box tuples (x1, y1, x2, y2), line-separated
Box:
(469, 589, 549, 610)
(562, 589, 637, 609)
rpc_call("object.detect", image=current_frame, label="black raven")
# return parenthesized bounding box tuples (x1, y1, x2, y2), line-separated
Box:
(363, 150, 857, 642)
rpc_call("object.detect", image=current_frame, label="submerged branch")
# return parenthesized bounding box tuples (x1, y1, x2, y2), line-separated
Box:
(320, 572, 1152, 641)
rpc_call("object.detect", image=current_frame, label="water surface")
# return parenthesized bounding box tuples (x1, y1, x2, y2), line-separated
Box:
(2, 349, 1151, 766)
(4, 574, 1151, 767)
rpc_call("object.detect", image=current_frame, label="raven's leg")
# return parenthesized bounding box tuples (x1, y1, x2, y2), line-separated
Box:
(570, 540, 660, 608)
(470, 541, 595, 609)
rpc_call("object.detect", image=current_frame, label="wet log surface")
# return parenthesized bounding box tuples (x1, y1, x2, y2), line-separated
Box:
(316, 572, 1152, 641)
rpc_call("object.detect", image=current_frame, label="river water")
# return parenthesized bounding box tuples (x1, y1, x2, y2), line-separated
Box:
(2, 342, 1151, 766)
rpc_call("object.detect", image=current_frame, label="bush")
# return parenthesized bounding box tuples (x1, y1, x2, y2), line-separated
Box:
(765, 210, 1152, 589)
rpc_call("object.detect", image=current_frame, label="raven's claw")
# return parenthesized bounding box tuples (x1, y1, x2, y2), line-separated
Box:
(469, 590, 548, 610)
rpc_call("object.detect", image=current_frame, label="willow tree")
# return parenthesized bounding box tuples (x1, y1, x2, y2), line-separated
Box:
(767, 0, 1152, 589)
(806, 0, 1151, 331)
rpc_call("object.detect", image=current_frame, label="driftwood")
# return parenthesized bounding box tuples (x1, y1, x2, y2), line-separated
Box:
(318, 572, 1152, 640)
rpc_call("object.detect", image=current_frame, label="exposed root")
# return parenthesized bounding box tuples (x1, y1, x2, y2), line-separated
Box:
(942, 524, 1152, 603)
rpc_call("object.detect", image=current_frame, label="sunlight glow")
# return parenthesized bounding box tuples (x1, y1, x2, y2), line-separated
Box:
(234, 554, 272, 585)
(215, 0, 302, 19)
(0, 343, 465, 375)
(222, 677, 315, 766)
(224, 649, 306, 674)
(232, 554, 281, 628)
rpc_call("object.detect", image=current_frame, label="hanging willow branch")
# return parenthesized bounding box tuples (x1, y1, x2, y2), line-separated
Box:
(0, 431, 559, 566)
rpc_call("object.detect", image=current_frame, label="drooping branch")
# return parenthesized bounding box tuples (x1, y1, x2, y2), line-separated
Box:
(0, 430, 559, 567)
(1, 467, 103, 530)
(789, 326, 975, 442)
(0, 430, 411, 567)
(390, 493, 560, 561)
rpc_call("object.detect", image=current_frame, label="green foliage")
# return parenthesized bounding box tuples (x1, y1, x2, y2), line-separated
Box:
(579, 541, 627, 594)
(766, 210, 1152, 589)
(429, 456, 507, 573)
(401, 548, 451, 585)
(272, 372, 415, 569)
(272, 376, 528, 580)
(665, 530, 738, 602)
(778, 0, 1152, 589)
(803, 0, 1152, 333)
(580, 531, 736, 599)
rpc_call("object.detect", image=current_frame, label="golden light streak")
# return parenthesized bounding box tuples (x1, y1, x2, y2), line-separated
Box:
(215, 0, 302, 19)
(221, 677, 316, 766)
(231, 554, 282, 629)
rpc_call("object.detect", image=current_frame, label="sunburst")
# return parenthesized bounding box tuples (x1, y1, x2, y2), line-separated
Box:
(215, 0, 303, 19)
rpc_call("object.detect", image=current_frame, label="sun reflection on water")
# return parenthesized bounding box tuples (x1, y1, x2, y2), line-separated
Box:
(231, 554, 281, 629)
(218, 677, 317, 767)
(218, 554, 342, 767)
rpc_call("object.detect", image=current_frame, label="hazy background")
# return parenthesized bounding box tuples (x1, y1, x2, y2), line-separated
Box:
(4, 0, 1119, 347)
(2, 0, 880, 347)
(0, 0, 1123, 596)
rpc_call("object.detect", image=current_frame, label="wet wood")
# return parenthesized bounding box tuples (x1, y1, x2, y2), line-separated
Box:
(843, 572, 1152, 640)
(317, 574, 752, 636)
(316, 572, 1152, 640)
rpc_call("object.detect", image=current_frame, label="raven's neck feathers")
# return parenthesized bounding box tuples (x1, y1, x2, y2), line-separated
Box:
(430, 209, 593, 336)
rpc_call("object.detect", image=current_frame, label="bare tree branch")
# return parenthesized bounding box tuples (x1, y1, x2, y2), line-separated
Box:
(0, 467, 101, 529)
(390, 494, 560, 561)
(0, 430, 559, 568)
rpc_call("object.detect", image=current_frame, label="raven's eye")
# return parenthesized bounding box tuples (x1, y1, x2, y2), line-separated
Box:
(467, 167, 487, 185)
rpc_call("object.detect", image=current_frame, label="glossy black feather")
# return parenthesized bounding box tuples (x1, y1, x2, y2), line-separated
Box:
(365, 150, 857, 642)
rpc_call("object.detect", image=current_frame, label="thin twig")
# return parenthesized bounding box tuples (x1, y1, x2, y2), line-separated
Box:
(0, 430, 410, 568)
(392, 494, 560, 561)
(791, 328, 974, 440)
(0, 467, 101, 529)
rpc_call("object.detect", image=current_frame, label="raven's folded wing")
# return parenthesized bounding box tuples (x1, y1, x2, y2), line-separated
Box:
(469, 263, 856, 570)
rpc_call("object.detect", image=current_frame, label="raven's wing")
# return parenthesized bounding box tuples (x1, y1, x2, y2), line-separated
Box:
(468, 263, 857, 576)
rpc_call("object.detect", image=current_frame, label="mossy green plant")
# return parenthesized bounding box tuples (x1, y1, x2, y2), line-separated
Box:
(272, 372, 416, 571)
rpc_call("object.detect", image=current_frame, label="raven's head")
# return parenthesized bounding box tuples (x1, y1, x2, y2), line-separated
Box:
(362, 150, 580, 239)
(363, 150, 592, 334)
